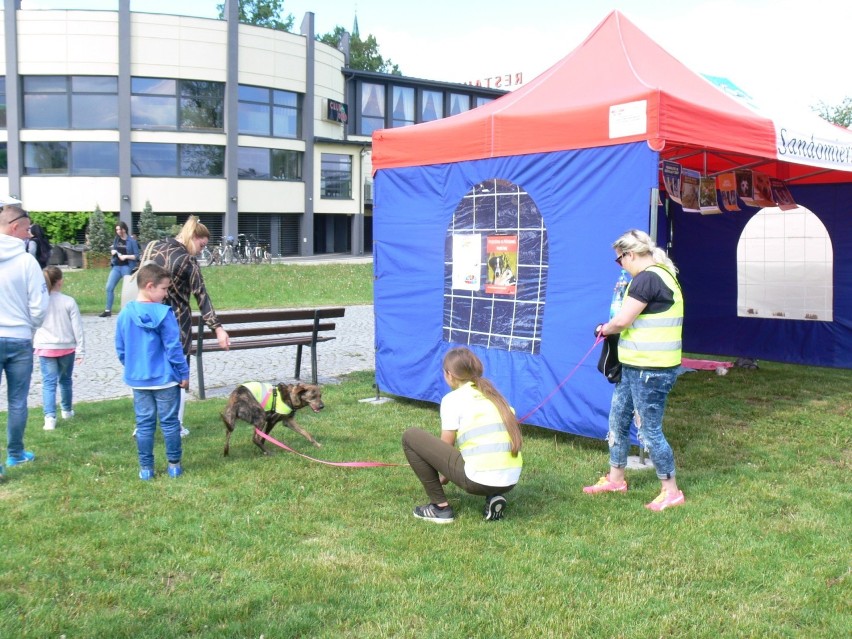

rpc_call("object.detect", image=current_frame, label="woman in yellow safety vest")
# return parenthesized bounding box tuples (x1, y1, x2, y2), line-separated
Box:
(402, 347, 523, 523)
(585, 229, 686, 511)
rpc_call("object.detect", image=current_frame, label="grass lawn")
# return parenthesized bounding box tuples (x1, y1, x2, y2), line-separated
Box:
(60, 262, 375, 314)
(1, 362, 850, 638)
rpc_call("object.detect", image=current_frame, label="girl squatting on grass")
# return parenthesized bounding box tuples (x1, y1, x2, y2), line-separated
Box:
(586, 229, 685, 511)
(34, 267, 85, 431)
(402, 347, 523, 523)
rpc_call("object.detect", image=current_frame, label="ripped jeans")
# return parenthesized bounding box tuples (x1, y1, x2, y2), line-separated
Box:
(608, 365, 678, 479)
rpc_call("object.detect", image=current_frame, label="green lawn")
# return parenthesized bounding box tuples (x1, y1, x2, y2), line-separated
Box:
(1, 361, 850, 637)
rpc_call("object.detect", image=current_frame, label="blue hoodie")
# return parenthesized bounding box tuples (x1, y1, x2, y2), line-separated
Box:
(115, 301, 190, 388)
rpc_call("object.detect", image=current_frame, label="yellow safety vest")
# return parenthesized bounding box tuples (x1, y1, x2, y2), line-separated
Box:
(242, 382, 292, 416)
(618, 264, 683, 368)
(454, 383, 523, 475)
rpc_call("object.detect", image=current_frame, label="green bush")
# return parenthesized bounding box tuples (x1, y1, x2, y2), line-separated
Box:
(28, 211, 89, 244)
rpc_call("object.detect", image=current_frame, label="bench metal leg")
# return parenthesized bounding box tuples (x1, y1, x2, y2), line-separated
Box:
(196, 351, 206, 400)
(310, 344, 318, 384)
(295, 344, 302, 380)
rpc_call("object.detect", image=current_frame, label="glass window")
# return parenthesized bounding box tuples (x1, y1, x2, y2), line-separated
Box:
(238, 146, 270, 179)
(392, 86, 415, 128)
(131, 142, 177, 176)
(360, 82, 385, 135)
(321, 153, 352, 199)
(0, 142, 7, 174)
(271, 149, 302, 180)
(421, 89, 443, 122)
(0, 77, 6, 129)
(238, 85, 300, 138)
(132, 78, 223, 131)
(239, 101, 271, 136)
(23, 76, 118, 129)
(180, 144, 224, 177)
(24, 142, 69, 174)
(71, 142, 118, 176)
(475, 96, 494, 108)
(180, 80, 224, 130)
(449, 93, 470, 116)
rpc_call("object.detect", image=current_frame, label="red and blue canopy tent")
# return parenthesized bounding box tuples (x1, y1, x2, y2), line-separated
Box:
(370, 10, 852, 438)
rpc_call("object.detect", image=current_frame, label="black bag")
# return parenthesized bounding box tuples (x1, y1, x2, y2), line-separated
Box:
(597, 333, 622, 383)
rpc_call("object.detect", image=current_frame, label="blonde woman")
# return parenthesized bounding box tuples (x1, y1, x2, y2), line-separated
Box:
(586, 229, 685, 511)
(402, 347, 523, 523)
(146, 216, 230, 436)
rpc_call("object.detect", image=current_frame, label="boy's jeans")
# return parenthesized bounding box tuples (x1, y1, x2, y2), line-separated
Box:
(608, 365, 678, 480)
(1, 337, 34, 459)
(39, 354, 75, 417)
(133, 385, 182, 469)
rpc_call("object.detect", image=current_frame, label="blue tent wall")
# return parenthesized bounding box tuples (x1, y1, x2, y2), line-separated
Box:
(373, 142, 658, 438)
(672, 183, 852, 367)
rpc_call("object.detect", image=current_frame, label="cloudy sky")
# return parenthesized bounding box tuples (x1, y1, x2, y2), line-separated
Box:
(21, 0, 852, 115)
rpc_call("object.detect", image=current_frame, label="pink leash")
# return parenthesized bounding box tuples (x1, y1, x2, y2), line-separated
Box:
(254, 428, 405, 467)
(254, 335, 604, 465)
(517, 335, 603, 423)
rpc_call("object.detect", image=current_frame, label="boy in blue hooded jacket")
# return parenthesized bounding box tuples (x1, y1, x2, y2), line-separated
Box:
(116, 263, 190, 480)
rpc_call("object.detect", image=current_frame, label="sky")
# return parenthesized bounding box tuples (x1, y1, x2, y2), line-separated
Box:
(20, 0, 852, 115)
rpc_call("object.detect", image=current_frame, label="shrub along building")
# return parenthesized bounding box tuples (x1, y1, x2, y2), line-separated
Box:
(0, 1, 504, 257)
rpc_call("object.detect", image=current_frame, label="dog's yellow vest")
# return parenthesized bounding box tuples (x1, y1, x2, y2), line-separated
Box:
(242, 382, 293, 416)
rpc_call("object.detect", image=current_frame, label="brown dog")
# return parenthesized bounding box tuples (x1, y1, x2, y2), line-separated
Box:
(221, 382, 325, 456)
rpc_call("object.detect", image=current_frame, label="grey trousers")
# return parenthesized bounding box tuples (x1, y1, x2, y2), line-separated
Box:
(401, 427, 515, 505)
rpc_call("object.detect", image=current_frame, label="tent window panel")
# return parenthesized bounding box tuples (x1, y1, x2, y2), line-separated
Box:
(392, 86, 415, 127)
(443, 178, 549, 355)
(736, 207, 833, 321)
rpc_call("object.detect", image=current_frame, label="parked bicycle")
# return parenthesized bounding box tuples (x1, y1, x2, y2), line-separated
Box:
(248, 234, 273, 264)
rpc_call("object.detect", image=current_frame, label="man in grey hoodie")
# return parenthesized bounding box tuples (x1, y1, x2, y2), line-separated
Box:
(0, 199, 49, 478)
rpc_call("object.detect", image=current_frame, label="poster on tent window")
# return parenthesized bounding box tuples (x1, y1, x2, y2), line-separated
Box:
(451, 233, 481, 291)
(485, 235, 518, 296)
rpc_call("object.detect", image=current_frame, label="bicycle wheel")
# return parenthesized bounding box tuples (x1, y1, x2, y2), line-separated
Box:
(263, 248, 272, 264)
(238, 246, 249, 264)
(224, 245, 235, 264)
(199, 247, 212, 265)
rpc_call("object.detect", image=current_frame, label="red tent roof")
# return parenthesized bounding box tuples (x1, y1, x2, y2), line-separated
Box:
(372, 11, 852, 185)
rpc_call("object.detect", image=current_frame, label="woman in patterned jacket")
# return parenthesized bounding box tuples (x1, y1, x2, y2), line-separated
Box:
(146, 216, 230, 436)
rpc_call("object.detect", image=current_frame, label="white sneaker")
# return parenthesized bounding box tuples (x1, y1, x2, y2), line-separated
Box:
(43, 416, 57, 430)
(180, 426, 190, 438)
(132, 428, 137, 438)
(61, 409, 75, 419)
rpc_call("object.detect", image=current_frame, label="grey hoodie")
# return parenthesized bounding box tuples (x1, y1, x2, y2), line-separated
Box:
(0, 233, 49, 339)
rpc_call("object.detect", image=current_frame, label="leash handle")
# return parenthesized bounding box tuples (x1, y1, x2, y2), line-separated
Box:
(517, 335, 604, 423)
(254, 428, 406, 467)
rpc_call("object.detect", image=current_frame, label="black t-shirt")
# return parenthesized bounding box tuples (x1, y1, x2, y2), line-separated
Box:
(112, 236, 128, 266)
(626, 268, 678, 314)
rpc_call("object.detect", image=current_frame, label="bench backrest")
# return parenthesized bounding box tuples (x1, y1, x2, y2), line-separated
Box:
(191, 307, 345, 340)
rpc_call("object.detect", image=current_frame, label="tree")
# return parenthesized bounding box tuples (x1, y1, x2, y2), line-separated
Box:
(318, 26, 401, 75)
(86, 205, 114, 257)
(813, 97, 852, 128)
(217, 0, 294, 32)
(138, 200, 159, 248)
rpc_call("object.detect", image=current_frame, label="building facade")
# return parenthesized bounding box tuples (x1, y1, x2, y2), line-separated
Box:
(0, 1, 505, 256)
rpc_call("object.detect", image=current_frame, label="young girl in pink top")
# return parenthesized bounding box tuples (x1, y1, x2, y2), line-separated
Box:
(33, 267, 85, 430)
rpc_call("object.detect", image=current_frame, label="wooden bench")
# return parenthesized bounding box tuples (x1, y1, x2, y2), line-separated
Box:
(189, 307, 346, 399)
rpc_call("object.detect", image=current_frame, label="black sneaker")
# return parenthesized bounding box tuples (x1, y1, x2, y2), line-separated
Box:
(413, 503, 455, 524)
(484, 495, 507, 521)
(98, 311, 112, 318)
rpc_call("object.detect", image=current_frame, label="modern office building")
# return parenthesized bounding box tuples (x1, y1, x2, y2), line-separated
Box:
(0, 1, 505, 256)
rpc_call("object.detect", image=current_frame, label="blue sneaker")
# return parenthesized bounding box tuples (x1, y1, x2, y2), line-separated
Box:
(6, 451, 35, 467)
(167, 462, 183, 478)
(139, 467, 155, 481)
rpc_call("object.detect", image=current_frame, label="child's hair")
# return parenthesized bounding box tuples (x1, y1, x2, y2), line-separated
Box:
(136, 263, 171, 289)
(176, 215, 210, 255)
(43, 265, 62, 290)
(443, 347, 522, 455)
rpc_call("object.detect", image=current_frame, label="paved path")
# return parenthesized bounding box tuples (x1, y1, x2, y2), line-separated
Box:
(0, 304, 376, 411)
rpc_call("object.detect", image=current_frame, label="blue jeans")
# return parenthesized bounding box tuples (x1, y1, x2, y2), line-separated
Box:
(105, 264, 133, 311)
(608, 365, 678, 479)
(1, 337, 34, 459)
(39, 354, 75, 417)
(133, 385, 182, 469)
